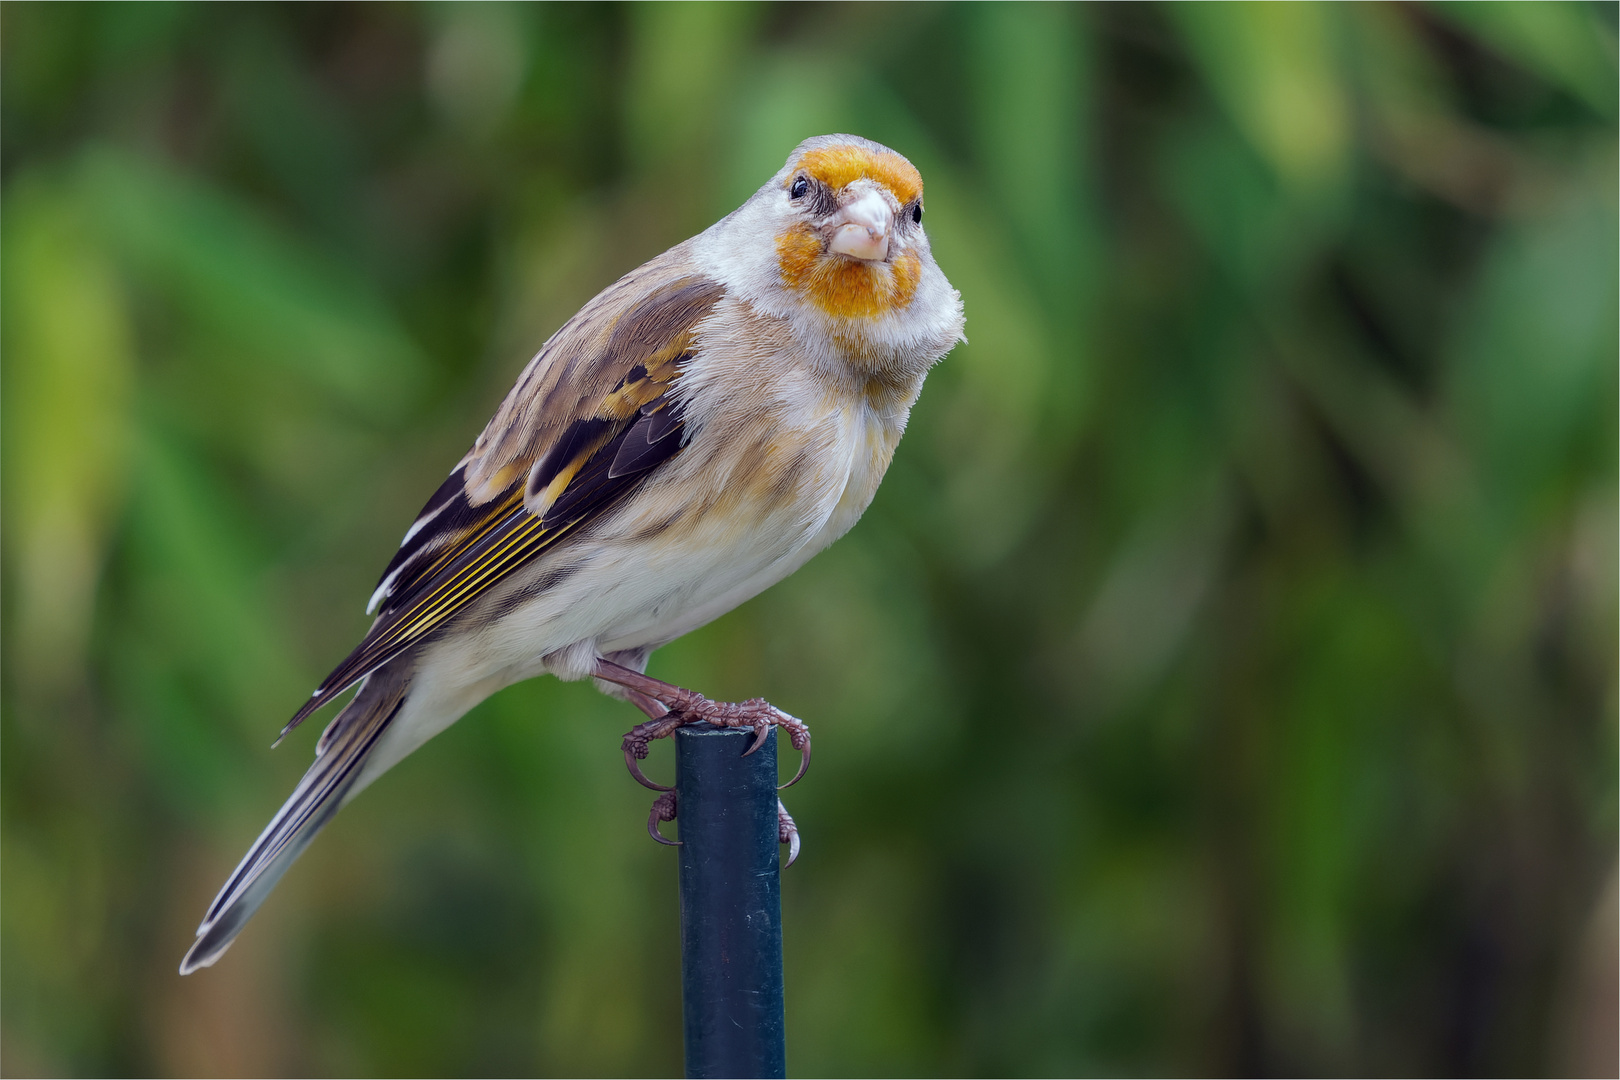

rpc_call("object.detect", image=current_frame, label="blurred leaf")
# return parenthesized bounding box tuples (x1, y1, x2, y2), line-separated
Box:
(1448, 181, 1619, 537)
(1159, 114, 1294, 296)
(625, 1, 758, 190)
(1, 170, 135, 694)
(1171, 2, 1352, 195)
(1437, 1, 1619, 118)
(79, 148, 426, 420)
(426, 3, 533, 140)
(967, 4, 1095, 306)
(114, 419, 307, 814)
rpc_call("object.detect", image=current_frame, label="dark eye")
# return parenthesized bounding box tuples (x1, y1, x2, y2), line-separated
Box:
(912, 203, 923, 224)
(790, 176, 809, 200)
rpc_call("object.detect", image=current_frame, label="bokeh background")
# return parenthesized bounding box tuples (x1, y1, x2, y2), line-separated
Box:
(3, 2, 1616, 1076)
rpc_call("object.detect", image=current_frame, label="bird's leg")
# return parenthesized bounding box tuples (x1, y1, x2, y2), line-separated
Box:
(596, 659, 812, 789)
(597, 658, 812, 861)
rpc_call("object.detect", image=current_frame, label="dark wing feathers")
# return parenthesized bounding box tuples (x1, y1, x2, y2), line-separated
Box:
(526, 416, 615, 501)
(279, 270, 724, 740)
(369, 463, 478, 612)
(609, 404, 684, 478)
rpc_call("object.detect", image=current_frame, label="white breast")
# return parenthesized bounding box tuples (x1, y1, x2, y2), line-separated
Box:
(607, 392, 898, 652)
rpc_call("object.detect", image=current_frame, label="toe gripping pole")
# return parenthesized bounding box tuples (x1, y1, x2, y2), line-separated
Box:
(676, 722, 787, 1079)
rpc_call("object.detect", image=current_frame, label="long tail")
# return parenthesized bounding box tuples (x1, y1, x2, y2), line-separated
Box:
(179, 674, 408, 974)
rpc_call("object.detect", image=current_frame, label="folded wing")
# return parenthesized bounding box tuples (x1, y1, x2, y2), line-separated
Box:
(279, 269, 725, 740)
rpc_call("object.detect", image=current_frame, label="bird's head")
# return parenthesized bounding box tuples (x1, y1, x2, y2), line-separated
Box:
(697, 134, 962, 367)
(768, 135, 928, 322)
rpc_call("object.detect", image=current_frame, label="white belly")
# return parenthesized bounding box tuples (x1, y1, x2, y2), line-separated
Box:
(606, 395, 896, 651)
(531, 390, 894, 661)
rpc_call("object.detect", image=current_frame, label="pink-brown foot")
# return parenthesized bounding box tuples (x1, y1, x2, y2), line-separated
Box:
(598, 659, 812, 792)
(597, 659, 812, 861)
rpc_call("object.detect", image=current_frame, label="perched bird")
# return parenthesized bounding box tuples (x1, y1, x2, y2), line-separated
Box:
(180, 134, 965, 974)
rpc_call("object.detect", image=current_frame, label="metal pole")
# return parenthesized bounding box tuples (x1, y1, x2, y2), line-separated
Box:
(675, 722, 786, 1079)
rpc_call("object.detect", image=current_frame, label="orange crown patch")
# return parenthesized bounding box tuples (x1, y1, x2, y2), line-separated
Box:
(794, 145, 923, 205)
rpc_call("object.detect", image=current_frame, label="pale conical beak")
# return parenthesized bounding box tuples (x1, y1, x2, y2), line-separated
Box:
(828, 188, 892, 262)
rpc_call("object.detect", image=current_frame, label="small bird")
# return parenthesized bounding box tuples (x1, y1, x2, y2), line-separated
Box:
(180, 134, 964, 974)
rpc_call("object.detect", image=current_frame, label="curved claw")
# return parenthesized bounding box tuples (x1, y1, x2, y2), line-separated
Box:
(742, 721, 772, 758)
(778, 739, 811, 790)
(648, 792, 680, 847)
(648, 813, 680, 846)
(778, 798, 800, 866)
(624, 747, 673, 792)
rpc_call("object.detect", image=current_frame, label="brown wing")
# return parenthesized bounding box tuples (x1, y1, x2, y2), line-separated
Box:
(278, 267, 725, 740)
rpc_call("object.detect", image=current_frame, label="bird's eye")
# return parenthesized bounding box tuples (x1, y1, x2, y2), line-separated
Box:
(790, 177, 809, 200)
(912, 203, 923, 224)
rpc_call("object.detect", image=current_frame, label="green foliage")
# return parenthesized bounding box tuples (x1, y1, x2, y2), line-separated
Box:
(2, 3, 1614, 1076)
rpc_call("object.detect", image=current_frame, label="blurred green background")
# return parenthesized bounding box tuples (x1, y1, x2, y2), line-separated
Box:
(3, 2, 1615, 1076)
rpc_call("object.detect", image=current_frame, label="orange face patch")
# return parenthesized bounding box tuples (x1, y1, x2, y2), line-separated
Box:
(793, 145, 923, 205)
(778, 224, 922, 320)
